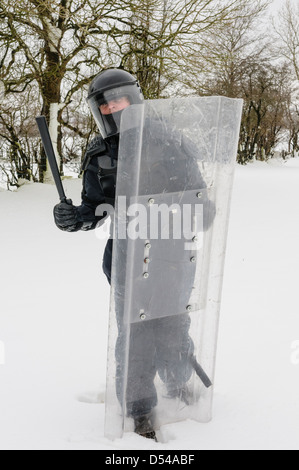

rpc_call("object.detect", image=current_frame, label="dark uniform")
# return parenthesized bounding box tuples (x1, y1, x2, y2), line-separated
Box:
(70, 115, 213, 421)
(53, 69, 213, 438)
(76, 136, 118, 283)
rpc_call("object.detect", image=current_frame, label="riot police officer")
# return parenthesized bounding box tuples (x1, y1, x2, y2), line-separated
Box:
(54, 69, 198, 441)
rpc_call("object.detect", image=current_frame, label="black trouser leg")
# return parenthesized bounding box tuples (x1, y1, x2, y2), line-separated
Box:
(103, 239, 157, 417)
(155, 315, 194, 392)
(103, 240, 194, 416)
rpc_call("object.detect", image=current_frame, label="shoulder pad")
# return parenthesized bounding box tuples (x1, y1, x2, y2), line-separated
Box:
(81, 136, 106, 171)
(87, 135, 106, 156)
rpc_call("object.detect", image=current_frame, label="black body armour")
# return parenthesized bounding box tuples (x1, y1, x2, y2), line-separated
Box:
(81, 135, 118, 207)
(96, 154, 117, 206)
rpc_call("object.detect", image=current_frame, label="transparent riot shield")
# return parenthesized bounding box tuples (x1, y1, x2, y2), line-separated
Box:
(104, 97, 243, 439)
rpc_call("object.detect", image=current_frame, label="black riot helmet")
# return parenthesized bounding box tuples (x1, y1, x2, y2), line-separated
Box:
(87, 69, 144, 139)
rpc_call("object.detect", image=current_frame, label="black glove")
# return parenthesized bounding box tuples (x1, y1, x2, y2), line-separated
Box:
(53, 199, 82, 232)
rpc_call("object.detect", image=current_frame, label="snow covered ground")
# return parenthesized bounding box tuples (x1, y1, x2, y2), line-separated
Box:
(0, 159, 299, 450)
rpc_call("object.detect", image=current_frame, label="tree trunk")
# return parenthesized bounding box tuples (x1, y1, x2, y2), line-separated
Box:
(39, 6, 64, 183)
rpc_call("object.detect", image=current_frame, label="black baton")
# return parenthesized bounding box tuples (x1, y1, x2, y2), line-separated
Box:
(190, 355, 213, 389)
(36, 116, 67, 203)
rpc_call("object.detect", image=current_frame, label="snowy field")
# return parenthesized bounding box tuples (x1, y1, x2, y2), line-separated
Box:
(0, 159, 299, 450)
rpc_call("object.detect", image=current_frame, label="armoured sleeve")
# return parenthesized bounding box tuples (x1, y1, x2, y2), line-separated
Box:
(76, 137, 107, 231)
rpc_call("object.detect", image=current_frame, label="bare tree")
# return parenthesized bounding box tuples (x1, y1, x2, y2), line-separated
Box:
(273, 0, 299, 81)
(282, 87, 299, 157)
(271, 0, 299, 158)
(238, 60, 293, 162)
(180, 1, 270, 96)
(173, 0, 295, 163)
(104, 0, 267, 98)
(0, 0, 134, 181)
(0, 84, 41, 187)
(0, 0, 282, 185)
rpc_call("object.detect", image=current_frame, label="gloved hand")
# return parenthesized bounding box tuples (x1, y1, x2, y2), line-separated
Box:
(53, 199, 82, 232)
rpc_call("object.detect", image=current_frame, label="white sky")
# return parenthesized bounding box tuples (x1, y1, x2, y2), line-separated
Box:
(268, 0, 287, 14)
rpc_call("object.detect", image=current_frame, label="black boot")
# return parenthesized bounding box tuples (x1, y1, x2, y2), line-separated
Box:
(134, 413, 157, 442)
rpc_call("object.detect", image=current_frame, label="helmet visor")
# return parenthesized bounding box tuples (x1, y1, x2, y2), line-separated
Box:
(87, 85, 135, 138)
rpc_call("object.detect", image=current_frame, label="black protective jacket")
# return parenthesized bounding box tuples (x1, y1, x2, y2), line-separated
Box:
(76, 135, 118, 231)
(77, 123, 212, 231)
